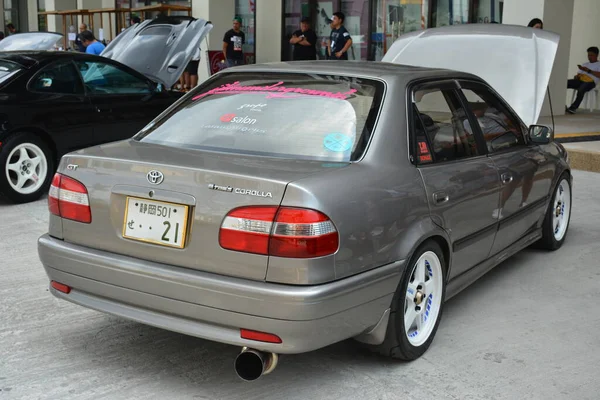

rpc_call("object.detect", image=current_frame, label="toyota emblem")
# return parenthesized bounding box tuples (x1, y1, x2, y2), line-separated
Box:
(147, 170, 164, 185)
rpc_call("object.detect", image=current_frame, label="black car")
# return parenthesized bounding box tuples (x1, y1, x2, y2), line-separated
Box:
(0, 19, 211, 203)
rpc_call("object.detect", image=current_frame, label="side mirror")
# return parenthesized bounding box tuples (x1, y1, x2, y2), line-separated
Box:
(529, 125, 553, 144)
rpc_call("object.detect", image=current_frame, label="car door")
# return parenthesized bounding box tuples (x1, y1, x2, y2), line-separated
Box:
(457, 80, 555, 255)
(26, 60, 96, 153)
(74, 59, 173, 145)
(410, 80, 502, 278)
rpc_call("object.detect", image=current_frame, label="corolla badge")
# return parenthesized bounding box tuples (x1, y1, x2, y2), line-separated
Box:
(208, 183, 272, 198)
(147, 170, 164, 185)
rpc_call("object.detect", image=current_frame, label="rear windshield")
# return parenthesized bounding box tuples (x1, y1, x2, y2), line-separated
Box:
(136, 72, 384, 162)
(0, 60, 20, 85)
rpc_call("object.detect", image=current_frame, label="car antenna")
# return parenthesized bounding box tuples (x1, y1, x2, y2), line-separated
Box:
(547, 86, 555, 133)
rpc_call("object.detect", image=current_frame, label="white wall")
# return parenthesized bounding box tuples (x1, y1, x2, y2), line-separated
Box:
(27, 0, 39, 32)
(255, 0, 282, 63)
(566, 0, 600, 106)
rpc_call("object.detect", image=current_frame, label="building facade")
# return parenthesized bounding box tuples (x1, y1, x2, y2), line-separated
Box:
(2, 0, 600, 118)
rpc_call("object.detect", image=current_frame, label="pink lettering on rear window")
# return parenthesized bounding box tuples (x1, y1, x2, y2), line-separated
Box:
(192, 81, 357, 101)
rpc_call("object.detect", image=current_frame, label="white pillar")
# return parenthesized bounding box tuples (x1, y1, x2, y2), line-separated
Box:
(27, 0, 39, 32)
(255, 0, 281, 63)
(503, 0, 574, 120)
(192, 0, 235, 83)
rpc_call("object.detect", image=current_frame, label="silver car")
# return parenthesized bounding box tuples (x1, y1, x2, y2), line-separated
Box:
(38, 25, 571, 381)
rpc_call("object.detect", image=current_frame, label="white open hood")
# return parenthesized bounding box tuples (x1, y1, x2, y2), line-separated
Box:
(0, 32, 63, 51)
(101, 16, 212, 88)
(382, 24, 560, 127)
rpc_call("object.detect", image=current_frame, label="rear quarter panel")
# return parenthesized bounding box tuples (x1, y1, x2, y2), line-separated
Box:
(268, 77, 448, 284)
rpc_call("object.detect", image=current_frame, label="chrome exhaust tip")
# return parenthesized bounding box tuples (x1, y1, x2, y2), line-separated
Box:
(234, 347, 279, 381)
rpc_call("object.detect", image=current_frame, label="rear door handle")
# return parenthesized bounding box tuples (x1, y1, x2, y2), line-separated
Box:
(501, 173, 513, 184)
(433, 191, 449, 204)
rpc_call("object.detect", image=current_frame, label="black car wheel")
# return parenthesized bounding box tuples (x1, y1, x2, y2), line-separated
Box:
(0, 133, 54, 204)
(368, 240, 447, 360)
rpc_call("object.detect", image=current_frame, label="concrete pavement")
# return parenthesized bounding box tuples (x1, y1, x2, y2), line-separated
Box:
(1, 170, 599, 400)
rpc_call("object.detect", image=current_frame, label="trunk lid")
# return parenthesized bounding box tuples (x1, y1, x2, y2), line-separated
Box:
(101, 16, 212, 88)
(382, 24, 560, 127)
(56, 140, 348, 281)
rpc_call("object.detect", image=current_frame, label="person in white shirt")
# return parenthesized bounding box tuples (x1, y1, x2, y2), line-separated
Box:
(567, 46, 600, 114)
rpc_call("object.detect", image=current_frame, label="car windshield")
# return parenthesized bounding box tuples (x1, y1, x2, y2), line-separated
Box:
(136, 72, 384, 162)
(0, 60, 20, 85)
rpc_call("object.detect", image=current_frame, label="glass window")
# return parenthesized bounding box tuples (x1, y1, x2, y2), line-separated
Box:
(235, 0, 256, 64)
(460, 87, 525, 153)
(37, 0, 47, 32)
(283, 0, 312, 61)
(0, 60, 21, 85)
(137, 73, 384, 162)
(341, 0, 369, 60)
(75, 61, 151, 95)
(412, 87, 479, 163)
(29, 62, 84, 95)
(4, 0, 19, 34)
(431, 0, 469, 27)
(371, 0, 428, 61)
(472, 0, 502, 23)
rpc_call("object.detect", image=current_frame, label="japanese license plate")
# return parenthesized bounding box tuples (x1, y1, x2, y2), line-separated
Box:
(122, 197, 189, 249)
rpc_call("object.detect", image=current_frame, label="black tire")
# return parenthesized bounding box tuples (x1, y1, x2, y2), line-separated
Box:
(537, 172, 572, 251)
(367, 240, 447, 360)
(0, 133, 54, 204)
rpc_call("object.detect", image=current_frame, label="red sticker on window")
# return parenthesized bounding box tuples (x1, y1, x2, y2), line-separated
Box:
(419, 154, 433, 162)
(418, 141, 430, 155)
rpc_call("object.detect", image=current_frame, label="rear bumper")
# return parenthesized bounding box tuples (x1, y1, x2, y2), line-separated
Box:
(38, 234, 404, 354)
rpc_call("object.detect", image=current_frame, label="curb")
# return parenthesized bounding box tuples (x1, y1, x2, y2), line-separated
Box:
(555, 132, 600, 143)
(564, 148, 600, 173)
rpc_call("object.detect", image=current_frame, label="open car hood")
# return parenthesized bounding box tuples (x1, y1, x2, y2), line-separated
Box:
(0, 32, 63, 51)
(382, 24, 560, 127)
(101, 16, 212, 88)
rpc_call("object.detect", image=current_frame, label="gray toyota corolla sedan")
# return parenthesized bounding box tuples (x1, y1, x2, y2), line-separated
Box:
(38, 25, 572, 381)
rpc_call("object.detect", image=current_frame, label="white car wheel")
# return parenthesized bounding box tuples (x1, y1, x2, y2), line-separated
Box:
(404, 250, 444, 347)
(5, 143, 48, 195)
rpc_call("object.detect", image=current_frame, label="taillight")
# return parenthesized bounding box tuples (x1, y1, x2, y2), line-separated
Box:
(48, 173, 91, 223)
(219, 206, 339, 258)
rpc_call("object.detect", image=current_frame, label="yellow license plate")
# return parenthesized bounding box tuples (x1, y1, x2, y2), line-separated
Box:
(122, 197, 189, 249)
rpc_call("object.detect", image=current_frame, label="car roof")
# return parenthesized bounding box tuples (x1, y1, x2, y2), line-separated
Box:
(218, 60, 483, 83)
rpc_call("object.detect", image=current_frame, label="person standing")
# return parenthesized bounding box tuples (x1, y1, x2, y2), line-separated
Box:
(223, 17, 246, 67)
(527, 18, 543, 29)
(327, 12, 352, 60)
(290, 17, 317, 61)
(74, 23, 88, 52)
(80, 31, 105, 55)
(6, 23, 18, 35)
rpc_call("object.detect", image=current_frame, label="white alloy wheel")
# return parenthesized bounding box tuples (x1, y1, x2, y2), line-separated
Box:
(404, 251, 443, 347)
(5, 143, 48, 195)
(552, 178, 571, 242)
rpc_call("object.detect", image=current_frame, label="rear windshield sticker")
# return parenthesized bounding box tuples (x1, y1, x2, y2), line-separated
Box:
(323, 133, 353, 152)
(193, 81, 357, 101)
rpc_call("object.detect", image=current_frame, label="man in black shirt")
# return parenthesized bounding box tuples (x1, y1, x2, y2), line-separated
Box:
(223, 17, 246, 67)
(290, 17, 317, 61)
(328, 12, 352, 60)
